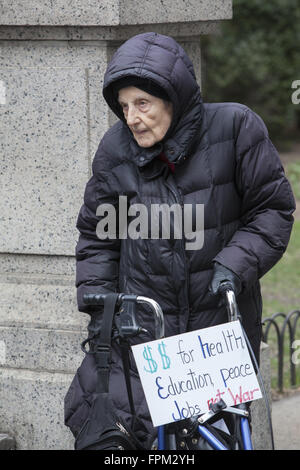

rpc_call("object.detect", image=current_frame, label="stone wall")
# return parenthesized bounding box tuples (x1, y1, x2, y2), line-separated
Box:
(0, 0, 273, 451)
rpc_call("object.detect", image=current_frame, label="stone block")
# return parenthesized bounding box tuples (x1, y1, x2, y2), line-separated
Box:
(0, 23, 221, 42)
(0, 368, 75, 450)
(120, 0, 232, 25)
(0, 281, 86, 331)
(0, 253, 76, 277)
(0, 41, 108, 255)
(0, 0, 120, 26)
(0, 326, 86, 373)
(0, 0, 232, 26)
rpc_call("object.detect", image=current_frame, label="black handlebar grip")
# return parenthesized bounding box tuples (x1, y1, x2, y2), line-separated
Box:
(83, 293, 107, 305)
(83, 292, 125, 306)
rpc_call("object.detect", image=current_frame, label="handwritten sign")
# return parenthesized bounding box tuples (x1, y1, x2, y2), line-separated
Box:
(131, 321, 262, 427)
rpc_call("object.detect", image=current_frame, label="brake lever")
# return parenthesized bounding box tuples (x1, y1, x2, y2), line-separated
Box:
(115, 295, 148, 338)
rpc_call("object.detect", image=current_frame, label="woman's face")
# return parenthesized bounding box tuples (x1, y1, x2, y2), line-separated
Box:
(118, 86, 173, 148)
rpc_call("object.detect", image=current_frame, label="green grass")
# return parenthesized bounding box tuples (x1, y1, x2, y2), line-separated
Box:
(286, 161, 300, 200)
(260, 218, 300, 392)
(261, 219, 300, 317)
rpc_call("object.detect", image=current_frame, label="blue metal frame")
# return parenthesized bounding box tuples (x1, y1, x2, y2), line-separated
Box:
(197, 425, 229, 450)
(157, 416, 253, 450)
(240, 417, 253, 450)
(157, 426, 165, 450)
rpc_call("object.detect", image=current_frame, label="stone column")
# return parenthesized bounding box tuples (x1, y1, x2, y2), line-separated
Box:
(0, 0, 249, 450)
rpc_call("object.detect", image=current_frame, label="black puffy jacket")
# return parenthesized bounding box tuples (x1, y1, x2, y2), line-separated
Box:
(64, 32, 295, 446)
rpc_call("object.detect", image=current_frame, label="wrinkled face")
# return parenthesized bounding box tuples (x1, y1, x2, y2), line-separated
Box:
(118, 86, 173, 148)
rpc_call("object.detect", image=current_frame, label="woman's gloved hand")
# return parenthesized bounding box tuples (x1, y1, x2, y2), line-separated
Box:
(209, 262, 242, 298)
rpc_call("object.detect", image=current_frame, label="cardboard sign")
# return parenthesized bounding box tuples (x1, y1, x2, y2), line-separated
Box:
(131, 321, 262, 427)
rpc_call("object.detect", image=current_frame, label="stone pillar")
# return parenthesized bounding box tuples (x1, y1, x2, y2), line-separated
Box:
(252, 342, 273, 450)
(0, 0, 254, 450)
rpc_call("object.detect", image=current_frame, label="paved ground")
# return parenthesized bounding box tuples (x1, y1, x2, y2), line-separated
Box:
(272, 391, 300, 450)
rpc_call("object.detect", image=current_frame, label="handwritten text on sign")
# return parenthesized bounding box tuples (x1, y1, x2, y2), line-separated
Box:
(131, 321, 262, 427)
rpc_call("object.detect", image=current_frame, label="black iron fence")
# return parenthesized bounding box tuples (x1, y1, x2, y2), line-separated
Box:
(262, 310, 300, 392)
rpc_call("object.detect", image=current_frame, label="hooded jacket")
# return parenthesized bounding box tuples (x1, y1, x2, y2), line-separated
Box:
(64, 32, 295, 447)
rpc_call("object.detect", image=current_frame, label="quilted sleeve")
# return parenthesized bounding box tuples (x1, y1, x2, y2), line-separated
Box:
(214, 108, 296, 289)
(75, 144, 121, 314)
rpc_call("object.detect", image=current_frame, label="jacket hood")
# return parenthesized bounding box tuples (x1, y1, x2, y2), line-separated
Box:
(102, 32, 203, 165)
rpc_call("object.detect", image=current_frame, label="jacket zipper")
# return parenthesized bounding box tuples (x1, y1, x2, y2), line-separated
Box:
(164, 178, 190, 317)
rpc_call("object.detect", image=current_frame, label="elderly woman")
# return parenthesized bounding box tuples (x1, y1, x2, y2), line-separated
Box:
(65, 32, 295, 449)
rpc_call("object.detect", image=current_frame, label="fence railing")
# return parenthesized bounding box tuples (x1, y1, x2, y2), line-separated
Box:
(262, 310, 300, 392)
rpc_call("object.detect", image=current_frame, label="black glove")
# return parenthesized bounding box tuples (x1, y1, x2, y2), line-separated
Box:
(209, 262, 242, 297)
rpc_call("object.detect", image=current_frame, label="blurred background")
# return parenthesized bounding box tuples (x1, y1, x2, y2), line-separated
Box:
(201, 0, 300, 395)
(202, 0, 300, 150)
